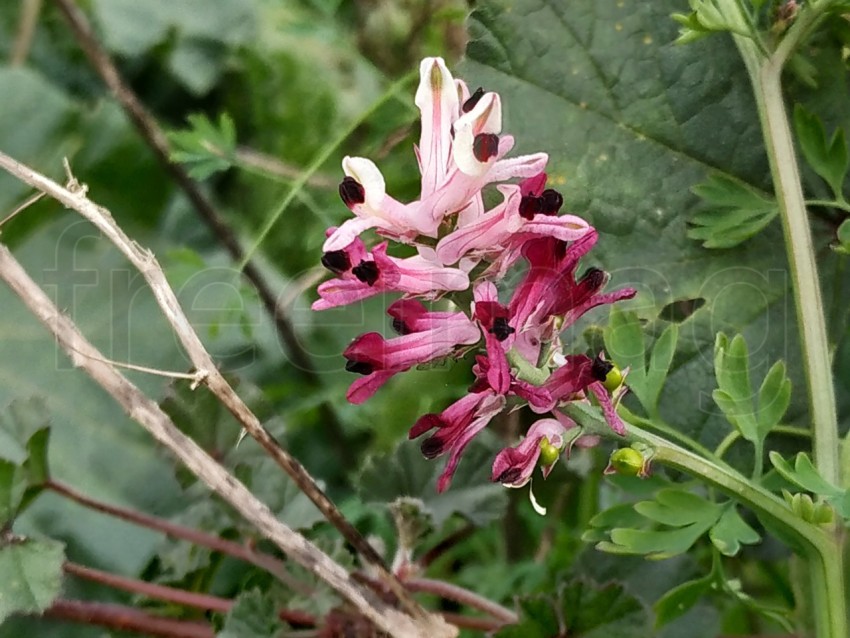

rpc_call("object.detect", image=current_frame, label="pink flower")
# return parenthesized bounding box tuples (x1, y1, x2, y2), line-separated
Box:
(435, 184, 591, 266)
(313, 242, 469, 311)
(545, 354, 627, 435)
(491, 418, 572, 487)
(471, 355, 555, 413)
(508, 232, 637, 363)
(343, 300, 480, 403)
(409, 390, 506, 493)
(472, 282, 514, 394)
(324, 58, 552, 253)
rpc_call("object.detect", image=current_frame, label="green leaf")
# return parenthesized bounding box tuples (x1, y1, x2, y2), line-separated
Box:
(603, 308, 649, 410)
(594, 490, 724, 558)
(604, 308, 647, 378)
(494, 596, 559, 638)
(708, 505, 760, 556)
(559, 580, 649, 637)
(0, 537, 65, 624)
(0, 461, 27, 526)
(607, 524, 710, 558)
(645, 323, 679, 415)
(688, 174, 778, 248)
(168, 113, 238, 180)
(794, 104, 849, 200)
(583, 503, 647, 544)
(91, 0, 257, 91)
(713, 334, 760, 443)
(465, 0, 845, 450)
(654, 573, 715, 627)
(768, 452, 843, 498)
(672, 0, 751, 43)
(834, 219, 850, 254)
(497, 581, 649, 638)
(358, 435, 507, 527)
(756, 361, 791, 438)
(216, 589, 285, 638)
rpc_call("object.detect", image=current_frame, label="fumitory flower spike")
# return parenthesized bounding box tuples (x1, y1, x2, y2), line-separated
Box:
(313, 56, 637, 505)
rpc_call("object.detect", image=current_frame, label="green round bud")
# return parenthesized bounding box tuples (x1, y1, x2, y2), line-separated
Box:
(602, 364, 624, 392)
(610, 447, 644, 476)
(539, 439, 561, 466)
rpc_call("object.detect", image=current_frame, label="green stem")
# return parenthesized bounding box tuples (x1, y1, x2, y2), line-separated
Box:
(805, 199, 850, 214)
(565, 402, 847, 636)
(732, 24, 840, 489)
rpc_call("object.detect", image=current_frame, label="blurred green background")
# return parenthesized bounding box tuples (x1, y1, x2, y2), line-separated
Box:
(2, 0, 849, 636)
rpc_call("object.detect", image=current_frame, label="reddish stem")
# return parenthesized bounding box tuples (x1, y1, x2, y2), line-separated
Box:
(440, 611, 509, 632)
(418, 524, 476, 569)
(403, 577, 518, 625)
(46, 479, 309, 594)
(64, 562, 232, 613)
(43, 599, 214, 638)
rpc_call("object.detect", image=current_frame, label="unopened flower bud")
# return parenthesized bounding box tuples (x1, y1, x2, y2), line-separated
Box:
(609, 447, 644, 476)
(602, 363, 624, 392)
(539, 438, 561, 467)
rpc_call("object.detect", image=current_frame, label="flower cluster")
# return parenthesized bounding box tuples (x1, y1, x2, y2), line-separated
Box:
(313, 58, 636, 504)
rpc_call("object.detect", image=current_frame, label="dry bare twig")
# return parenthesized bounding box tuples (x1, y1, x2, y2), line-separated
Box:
(49, 0, 351, 463)
(0, 150, 457, 638)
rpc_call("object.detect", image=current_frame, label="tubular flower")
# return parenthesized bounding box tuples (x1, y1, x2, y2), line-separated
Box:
(343, 301, 480, 404)
(313, 57, 637, 505)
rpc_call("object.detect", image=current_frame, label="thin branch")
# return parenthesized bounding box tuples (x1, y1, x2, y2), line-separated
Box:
(64, 562, 233, 613)
(43, 599, 214, 638)
(46, 479, 307, 594)
(0, 154, 454, 638)
(0, 150, 427, 623)
(11, 0, 43, 66)
(403, 577, 518, 625)
(234, 147, 336, 189)
(439, 611, 509, 632)
(49, 0, 349, 458)
(417, 524, 476, 569)
(0, 191, 45, 231)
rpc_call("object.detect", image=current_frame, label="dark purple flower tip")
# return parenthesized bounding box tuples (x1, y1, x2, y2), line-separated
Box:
(352, 260, 380, 286)
(339, 176, 365, 207)
(489, 316, 515, 342)
(579, 267, 606, 291)
(540, 189, 564, 215)
(519, 195, 543, 220)
(345, 360, 374, 375)
(462, 87, 486, 113)
(321, 250, 351, 274)
(473, 133, 500, 162)
(591, 355, 614, 382)
(421, 436, 445, 459)
(495, 467, 523, 484)
(392, 317, 410, 335)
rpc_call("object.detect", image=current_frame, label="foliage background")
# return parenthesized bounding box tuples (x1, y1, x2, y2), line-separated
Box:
(0, 0, 849, 636)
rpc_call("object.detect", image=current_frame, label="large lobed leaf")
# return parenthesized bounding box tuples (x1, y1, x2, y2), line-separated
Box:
(462, 0, 848, 445)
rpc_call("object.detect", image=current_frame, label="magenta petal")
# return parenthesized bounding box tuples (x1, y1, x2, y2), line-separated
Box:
(347, 370, 397, 404)
(312, 278, 382, 311)
(588, 381, 627, 435)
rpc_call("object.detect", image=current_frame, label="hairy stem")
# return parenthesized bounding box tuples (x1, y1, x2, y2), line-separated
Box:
(739, 43, 839, 487)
